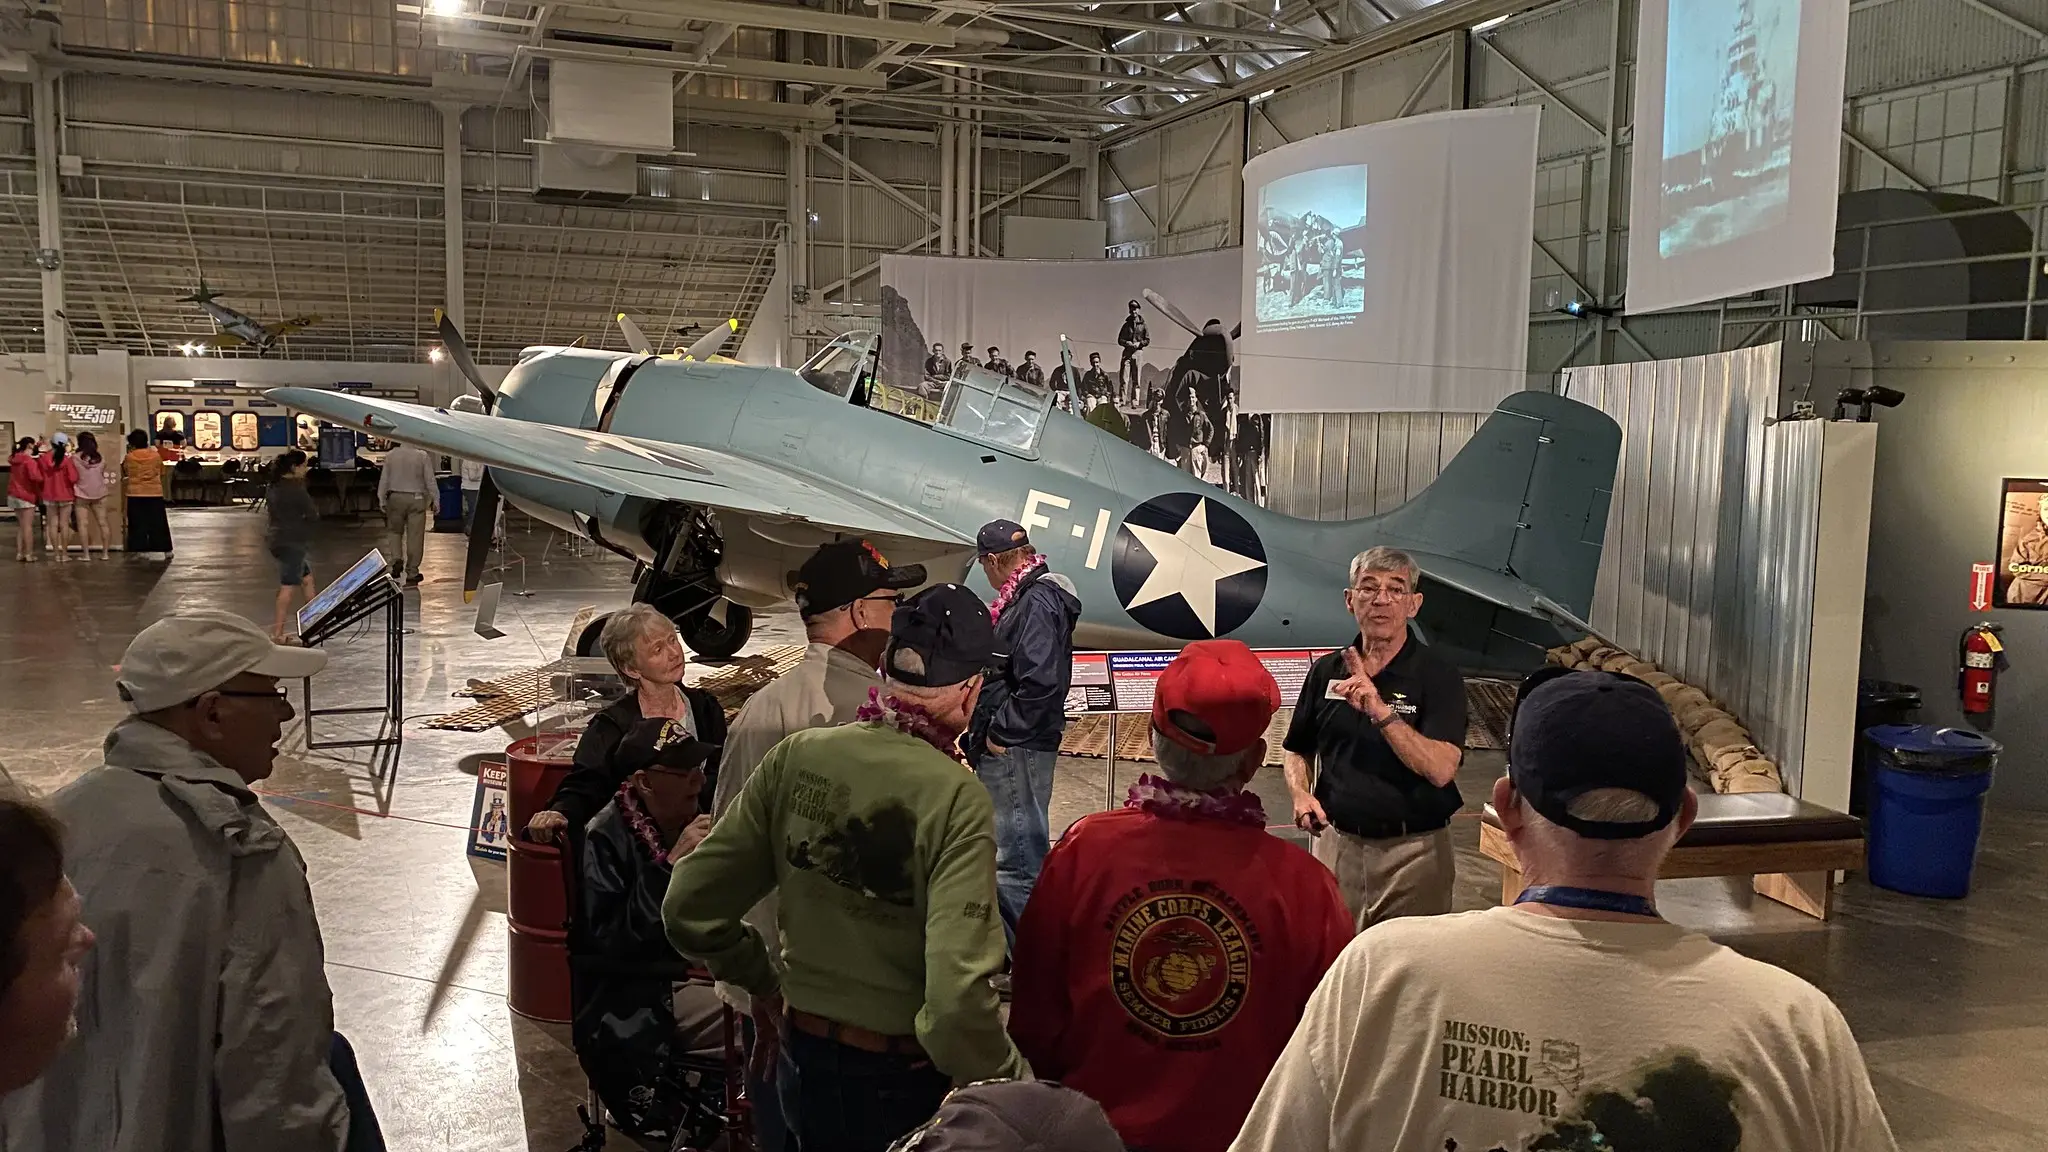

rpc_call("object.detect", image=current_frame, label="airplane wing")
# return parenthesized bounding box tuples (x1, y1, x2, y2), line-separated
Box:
(266, 387, 971, 547)
(1405, 549, 1597, 635)
(210, 330, 251, 347)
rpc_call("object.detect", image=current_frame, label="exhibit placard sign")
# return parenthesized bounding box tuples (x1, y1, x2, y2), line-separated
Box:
(467, 759, 512, 862)
(298, 549, 391, 635)
(1065, 647, 1336, 714)
(1626, 0, 1852, 314)
(1238, 107, 1540, 414)
(45, 392, 125, 439)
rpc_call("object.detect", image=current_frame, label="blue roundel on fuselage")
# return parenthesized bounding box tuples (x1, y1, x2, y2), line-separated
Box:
(1111, 492, 1269, 640)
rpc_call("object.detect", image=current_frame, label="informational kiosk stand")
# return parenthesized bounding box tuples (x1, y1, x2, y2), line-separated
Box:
(1069, 647, 1334, 807)
(297, 549, 405, 755)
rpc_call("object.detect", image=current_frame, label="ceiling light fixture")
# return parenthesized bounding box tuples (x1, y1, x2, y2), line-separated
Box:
(429, 347, 446, 363)
(429, 0, 464, 16)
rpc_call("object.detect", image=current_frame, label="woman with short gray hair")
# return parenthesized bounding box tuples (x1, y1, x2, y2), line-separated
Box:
(525, 603, 727, 845)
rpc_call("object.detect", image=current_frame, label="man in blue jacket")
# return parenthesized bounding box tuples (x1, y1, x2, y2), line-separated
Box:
(967, 519, 1083, 942)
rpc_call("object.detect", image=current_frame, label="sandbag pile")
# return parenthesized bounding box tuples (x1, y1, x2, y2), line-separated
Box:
(1544, 637, 1783, 795)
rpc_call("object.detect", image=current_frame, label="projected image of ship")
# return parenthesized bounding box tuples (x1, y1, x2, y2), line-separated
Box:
(1658, 0, 1798, 258)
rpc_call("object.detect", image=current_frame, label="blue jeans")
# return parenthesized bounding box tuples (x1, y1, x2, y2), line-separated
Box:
(776, 1023, 950, 1152)
(743, 1015, 790, 1152)
(329, 1032, 387, 1152)
(977, 745, 1058, 943)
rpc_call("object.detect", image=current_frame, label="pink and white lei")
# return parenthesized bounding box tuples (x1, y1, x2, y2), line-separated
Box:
(857, 687, 968, 765)
(988, 553, 1048, 625)
(616, 779, 689, 864)
(1124, 772, 1267, 828)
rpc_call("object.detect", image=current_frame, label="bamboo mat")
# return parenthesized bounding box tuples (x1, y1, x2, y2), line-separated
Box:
(422, 644, 809, 732)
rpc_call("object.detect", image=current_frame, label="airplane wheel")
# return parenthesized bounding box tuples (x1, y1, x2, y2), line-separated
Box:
(680, 602, 752, 660)
(576, 613, 612, 658)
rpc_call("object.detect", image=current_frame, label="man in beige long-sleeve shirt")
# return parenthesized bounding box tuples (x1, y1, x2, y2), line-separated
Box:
(709, 538, 920, 1152)
(375, 443, 434, 585)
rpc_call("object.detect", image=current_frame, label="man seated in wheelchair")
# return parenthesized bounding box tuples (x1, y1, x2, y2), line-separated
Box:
(573, 718, 727, 1144)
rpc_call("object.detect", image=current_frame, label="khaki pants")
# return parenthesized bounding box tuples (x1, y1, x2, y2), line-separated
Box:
(382, 490, 428, 578)
(1312, 824, 1456, 933)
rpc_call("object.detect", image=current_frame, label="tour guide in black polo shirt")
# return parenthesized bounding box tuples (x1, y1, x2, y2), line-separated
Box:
(1282, 545, 1467, 931)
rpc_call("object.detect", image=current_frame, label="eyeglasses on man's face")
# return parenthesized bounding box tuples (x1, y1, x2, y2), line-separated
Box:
(1348, 582, 1415, 603)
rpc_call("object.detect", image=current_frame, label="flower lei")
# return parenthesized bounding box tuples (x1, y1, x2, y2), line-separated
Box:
(615, 778, 687, 864)
(1125, 772, 1267, 828)
(857, 687, 968, 765)
(988, 553, 1048, 625)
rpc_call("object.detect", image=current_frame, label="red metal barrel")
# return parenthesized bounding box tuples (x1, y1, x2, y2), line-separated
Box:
(504, 736, 575, 1023)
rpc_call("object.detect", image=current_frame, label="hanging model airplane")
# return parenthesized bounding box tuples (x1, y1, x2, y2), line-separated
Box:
(178, 281, 321, 351)
(270, 310, 1621, 669)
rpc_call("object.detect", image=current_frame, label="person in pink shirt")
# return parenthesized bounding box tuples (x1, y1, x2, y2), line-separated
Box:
(9, 436, 43, 562)
(71, 432, 112, 560)
(40, 439, 80, 562)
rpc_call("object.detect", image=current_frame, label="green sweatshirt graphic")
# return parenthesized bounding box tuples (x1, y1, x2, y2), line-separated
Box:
(662, 721, 1026, 1083)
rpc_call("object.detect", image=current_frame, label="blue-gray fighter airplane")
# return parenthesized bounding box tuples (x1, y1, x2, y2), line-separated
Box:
(269, 314, 1620, 670)
(179, 280, 321, 351)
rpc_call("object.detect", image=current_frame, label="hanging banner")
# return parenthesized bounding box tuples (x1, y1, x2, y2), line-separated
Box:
(879, 251, 1265, 501)
(1239, 107, 1539, 413)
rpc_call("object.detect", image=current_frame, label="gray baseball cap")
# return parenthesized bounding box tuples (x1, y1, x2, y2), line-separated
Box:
(887, 1081, 1124, 1152)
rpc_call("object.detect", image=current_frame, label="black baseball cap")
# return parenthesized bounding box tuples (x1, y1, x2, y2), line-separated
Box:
(975, 519, 1030, 557)
(615, 717, 716, 775)
(1508, 668, 1688, 840)
(884, 584, 996, 688)
(790, 539, 926, 619)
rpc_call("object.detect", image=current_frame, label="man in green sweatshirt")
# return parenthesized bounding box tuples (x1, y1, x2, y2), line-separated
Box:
(663, 583, 1025, 1152)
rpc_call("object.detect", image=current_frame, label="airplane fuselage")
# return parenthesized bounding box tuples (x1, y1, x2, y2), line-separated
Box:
(198, 301, 275, 349)
(475, 344, 1598, 669)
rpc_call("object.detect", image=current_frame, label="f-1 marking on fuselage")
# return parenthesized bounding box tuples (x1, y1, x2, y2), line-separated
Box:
(270, 324, 1620, 671)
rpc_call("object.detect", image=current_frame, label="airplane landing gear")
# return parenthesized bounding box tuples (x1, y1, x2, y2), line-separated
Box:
(678, 602, 752, 660)
(631, 564, 754, 660)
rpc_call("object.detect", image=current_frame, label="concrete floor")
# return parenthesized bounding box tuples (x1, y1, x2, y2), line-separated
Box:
(3, 507, 2044, 1151)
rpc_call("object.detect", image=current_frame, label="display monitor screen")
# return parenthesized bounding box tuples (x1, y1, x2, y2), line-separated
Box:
(298, 549, 390, 635)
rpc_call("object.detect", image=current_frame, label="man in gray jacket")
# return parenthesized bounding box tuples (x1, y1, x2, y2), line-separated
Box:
(0, 609, 376, 1152)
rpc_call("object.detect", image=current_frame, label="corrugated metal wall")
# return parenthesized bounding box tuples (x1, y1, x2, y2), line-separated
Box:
(1564, 344, 1826, 791)
(1264, 412, 1481, 519)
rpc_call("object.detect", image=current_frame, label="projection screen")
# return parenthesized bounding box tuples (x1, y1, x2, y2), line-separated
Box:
(1238, 106, 1539, 414)
(1626, 0, 1851, 314)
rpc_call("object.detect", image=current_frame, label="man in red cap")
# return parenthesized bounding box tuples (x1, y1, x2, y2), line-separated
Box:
(1008, 640, 1352, 1152)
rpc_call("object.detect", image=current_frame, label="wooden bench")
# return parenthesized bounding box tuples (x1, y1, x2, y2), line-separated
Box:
(1477, 792, 1865, 920)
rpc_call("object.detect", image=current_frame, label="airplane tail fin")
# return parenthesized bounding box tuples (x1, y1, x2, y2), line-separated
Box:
(1351, 391, 1620, 623)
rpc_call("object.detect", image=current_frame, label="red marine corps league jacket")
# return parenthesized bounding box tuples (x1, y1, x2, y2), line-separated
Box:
(1009, 805, 1354, 1152)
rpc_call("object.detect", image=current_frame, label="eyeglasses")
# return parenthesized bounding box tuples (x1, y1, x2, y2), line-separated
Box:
(857, 594, 901, 605)
(207, 689, 292, 706)
(1348, 584, 1414, 603)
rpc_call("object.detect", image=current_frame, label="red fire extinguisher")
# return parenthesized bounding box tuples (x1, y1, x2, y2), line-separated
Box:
(1959, 622, 2006, 715)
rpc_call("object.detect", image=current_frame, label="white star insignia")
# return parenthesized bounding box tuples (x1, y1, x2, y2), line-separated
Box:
(1124, 497, 1266, 636)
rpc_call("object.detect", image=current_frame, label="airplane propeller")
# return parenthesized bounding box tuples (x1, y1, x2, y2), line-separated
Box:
(1142, 288, 1238, 366)
(682, 318, 739, 361)
(617, 313, 655, 356)
(462, 469, 500, 603)
(437, 309, 496, 412)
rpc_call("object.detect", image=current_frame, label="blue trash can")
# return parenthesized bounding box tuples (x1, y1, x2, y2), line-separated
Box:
(434, 474, 464, 531)
(1863, 724, 2000, 898)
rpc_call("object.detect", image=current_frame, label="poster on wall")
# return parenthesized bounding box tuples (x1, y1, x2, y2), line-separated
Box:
(1626, 0, 1851, 314)
(1238, 107, 1539, 414)
(879, 251, 1270, 502)
(1994, 478, 2048, 609)
(46, 392, 128, 547)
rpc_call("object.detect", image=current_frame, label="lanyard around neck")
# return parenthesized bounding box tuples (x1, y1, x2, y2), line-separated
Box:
(1514, 884, 1659, 919)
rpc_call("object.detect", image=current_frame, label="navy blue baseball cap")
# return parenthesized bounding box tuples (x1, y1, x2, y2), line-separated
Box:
(884, 584, 997, 688)
(976, 519, 1030, 557)
(1508, 668, 1689, 840)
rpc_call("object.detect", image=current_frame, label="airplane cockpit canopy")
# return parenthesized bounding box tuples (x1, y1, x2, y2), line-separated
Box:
(798, 331, 1051, 455)
(799, 333, 873, 400)
(938, 362, 1051, 455)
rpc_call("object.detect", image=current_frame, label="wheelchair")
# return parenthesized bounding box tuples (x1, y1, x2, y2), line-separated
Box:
(550, 832, 758, 1152)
